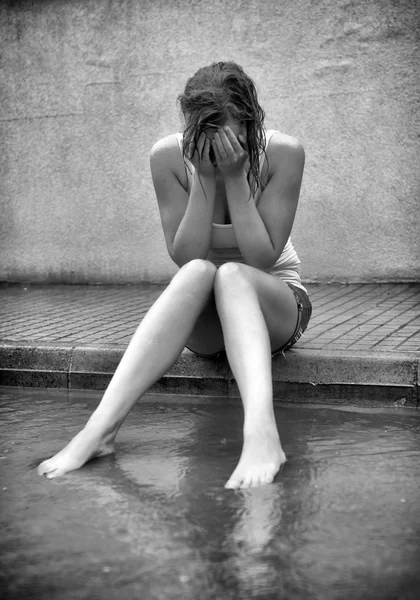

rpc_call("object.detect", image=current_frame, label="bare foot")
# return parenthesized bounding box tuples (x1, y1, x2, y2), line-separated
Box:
(225, 421, 286, 489)
(37, 425, 115, 479)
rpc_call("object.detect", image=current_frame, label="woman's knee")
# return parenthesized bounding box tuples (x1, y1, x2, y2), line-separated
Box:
(175, 259, 217, 285)
(214, 262, 251, 295)
(180, 258, 217, 276)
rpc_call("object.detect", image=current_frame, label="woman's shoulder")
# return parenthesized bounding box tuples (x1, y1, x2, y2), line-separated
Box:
(264, 130, 305, 177)
(266, 130, 305, 157)
(150, 133, 188, 189)
(150, 133, 181, 165)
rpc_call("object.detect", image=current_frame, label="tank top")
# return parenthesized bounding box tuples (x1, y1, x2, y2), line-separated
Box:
(175, 130, 307, 293)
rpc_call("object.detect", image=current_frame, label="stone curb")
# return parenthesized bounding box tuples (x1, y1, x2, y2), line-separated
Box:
(0, 342, 419, 406)
(271, 348, 418, 386)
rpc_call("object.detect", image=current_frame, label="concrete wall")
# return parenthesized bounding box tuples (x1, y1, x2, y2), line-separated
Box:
(1, 0, 419, 284)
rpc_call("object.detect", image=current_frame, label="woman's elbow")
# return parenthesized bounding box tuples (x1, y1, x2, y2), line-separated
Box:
(246, 252, 279, 271)
(170, 246, 209, 268)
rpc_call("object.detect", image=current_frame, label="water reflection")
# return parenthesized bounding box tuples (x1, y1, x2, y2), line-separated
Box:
(171, 403, 317, 599)
(227, 485, 287, 598)
(115, 410, 196, 497)
(1, 388, 420, 600)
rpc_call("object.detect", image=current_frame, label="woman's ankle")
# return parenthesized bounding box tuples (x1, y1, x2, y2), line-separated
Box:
(243, 407, 277, 435)
(84, 413, 119, 441)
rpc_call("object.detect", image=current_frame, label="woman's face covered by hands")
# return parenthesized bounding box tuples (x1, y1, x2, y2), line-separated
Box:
(201, 118, 247, 168)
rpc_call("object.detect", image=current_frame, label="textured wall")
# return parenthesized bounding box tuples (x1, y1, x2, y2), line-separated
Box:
(1, 0, 419, 283)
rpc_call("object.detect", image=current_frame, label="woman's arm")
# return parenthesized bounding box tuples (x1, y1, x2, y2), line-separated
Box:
(150, 135, 216, 267)
(213, 128, 305, 270)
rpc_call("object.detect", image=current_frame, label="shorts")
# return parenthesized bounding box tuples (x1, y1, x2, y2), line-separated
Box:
(271, 283, 312, 357)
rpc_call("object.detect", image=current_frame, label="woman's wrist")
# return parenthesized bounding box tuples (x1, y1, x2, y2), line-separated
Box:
(224, 170, 252, 205)
(192, 171, 217, 202)
(195, 171, 216, 185)
(223, 169, 248, 186)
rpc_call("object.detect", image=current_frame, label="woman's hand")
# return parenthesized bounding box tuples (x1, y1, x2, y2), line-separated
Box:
(186, 133, 216, 179)
(212, 126, 249, 178)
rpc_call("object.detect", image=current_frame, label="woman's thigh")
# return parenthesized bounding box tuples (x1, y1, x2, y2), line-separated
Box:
(185, 290, 225, 356)
(186, 262, 300, 356)
(215, 263, 299, 353)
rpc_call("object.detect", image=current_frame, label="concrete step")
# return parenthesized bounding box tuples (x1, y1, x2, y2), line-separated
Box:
(0, 342, 418, 407)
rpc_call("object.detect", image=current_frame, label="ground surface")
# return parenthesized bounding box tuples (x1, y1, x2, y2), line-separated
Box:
(1, 387, 419, 600)
(1, 283, 419, 351)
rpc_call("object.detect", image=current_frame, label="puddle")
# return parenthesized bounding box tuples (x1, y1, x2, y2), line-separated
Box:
(1, 387, 419, 600)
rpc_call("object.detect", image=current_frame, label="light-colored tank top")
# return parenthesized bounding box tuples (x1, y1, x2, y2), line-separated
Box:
(176, 130, 307, 293)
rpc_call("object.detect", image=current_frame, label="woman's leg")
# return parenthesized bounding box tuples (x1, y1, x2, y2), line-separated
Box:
(185, 291, 225, 356)
(38, 259, 217, 478)
(214, 262, 299, 489)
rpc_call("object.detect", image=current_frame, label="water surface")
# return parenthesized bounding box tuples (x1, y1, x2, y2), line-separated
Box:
(1, 387, 419, 600)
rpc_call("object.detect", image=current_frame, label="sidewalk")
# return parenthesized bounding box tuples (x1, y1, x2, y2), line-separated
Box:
(0, 282, 419, 406)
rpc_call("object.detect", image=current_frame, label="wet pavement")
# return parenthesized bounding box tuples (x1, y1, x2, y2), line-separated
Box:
(1, 387, 419, 600)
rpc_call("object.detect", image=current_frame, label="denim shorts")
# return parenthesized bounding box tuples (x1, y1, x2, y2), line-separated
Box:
(271, 283, 312, 357)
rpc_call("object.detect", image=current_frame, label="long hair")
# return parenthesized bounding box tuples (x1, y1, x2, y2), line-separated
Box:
(177, 61, 266, 195)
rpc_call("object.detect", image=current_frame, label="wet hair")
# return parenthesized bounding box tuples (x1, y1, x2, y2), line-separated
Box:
(177, 61, 266, 195)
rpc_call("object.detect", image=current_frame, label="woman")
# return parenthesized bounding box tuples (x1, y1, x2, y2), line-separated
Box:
(38, 61, 311, 489)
